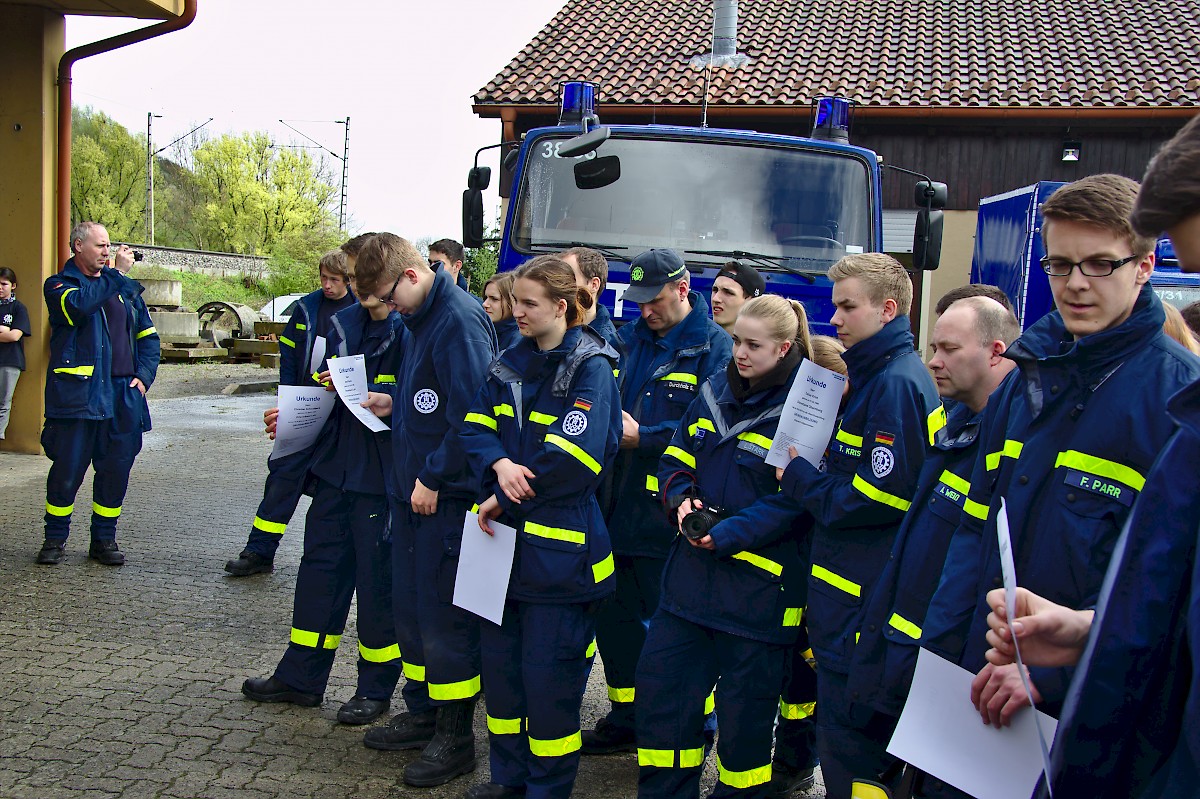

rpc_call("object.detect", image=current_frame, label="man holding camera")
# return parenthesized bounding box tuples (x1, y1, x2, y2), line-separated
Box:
(37, 222, 160, 566)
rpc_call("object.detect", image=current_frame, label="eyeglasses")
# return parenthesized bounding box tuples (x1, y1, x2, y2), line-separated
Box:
(1040, 254, 1140, 277)
(376, 275, 401, 306)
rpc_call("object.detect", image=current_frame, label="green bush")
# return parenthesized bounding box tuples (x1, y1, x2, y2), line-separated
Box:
(127, 264, 272, 311)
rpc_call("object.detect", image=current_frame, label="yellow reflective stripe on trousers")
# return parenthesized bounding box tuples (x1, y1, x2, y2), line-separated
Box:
(780, 699, 815, 720)
(528, 730, 582, 757)
(737, 432, 774, 450)
(279, 335, 296, 348)
(782, 607, 803, 626)
(464, 412, 498, 430)
(732, 551, 783, 577)
(494, 403, 515, 417)
(704, 691, 715, 715)
(888, 612, 922, 640)
(526, 521, 586, 546)
(53, 365, 95, 377)
(645, 474, 659, 492)
(986, 439, 1024, 472)
(811, 564, 862, 598)
(717, 755, 772, 788)
(487, 715, 522, 735)
(136, 326, 157, 340)
(46, 501, 74, 516)
(585, 639, 597, 659)
(658, 372, 697, 385)
(851, 474, 912, 511)
(664, 445, 696, 469)
(688, 418, 716, 437)
(852, 781, 892, 799)
(963, 497, 989, 520)
(927, 404, 948, 445)
(428, 674, 481, 701)
(835, 426, 863, 448)
(291, 628, 340, 649)
(545, 434, 602, 475)
(1054, 450, 1146, 491)
(60, 287, 78, 325)
(253, 515, 288, 535)
(608, 685, 635, 703)
(939, 469, 971, 496)
(403, 662, 426, 682)
(358, 642, 401, 663)
(638, 747, 705, 768)
(91, 502, 121, 518)
(529, 411, 558, 425)
(592, 552, 615, 583)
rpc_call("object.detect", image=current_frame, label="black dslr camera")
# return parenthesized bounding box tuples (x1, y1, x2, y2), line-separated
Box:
(133, 251, 145, 261)
(680, 501, 726, 541)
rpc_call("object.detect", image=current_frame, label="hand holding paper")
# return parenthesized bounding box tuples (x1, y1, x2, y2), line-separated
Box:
(765, 359, 847, 469)
(985, 587, 1094, 668)
(328, 353, 389, 432)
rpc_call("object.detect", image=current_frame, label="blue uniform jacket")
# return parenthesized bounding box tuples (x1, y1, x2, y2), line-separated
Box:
(461, 325, 621, 603)
(590, 303, 620, 351)
(43, 260, 160, 420)
(278, 288, 354, 387)
(392, 268, 498, 505)
(656, 360, 808, 644)
(493, 317, 523, 352)
(922, 285, 1200, 711)
(847, 398, 989, 715)
(307, 304, 404, 496)
(779, 316, 941, 672)
(606, 292, 732, 558)
(1036, 377, 1200, 797)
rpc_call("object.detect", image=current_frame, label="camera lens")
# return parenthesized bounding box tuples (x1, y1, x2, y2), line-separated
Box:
(681, 509, 714, 540)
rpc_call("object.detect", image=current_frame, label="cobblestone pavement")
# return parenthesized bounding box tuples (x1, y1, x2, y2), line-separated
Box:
(0, 390, 825, 798)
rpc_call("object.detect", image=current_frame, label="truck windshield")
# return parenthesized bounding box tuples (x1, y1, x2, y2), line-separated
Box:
(512, 134, 873, 270)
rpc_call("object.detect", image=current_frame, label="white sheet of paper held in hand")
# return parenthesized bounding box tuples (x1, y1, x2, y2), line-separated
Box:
(309, 335, 327, 376)
(270, 386, 335, 461)
(453, 512, 516, 625)
(887, 648, 1060, 799)
(765, 358, 848, 469)
(328, 353, 389, 432)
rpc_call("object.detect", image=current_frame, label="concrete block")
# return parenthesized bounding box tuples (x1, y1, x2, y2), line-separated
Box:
(138, 279, 183, 308)
(150, 311, 200, 343)
(259, 353, 280, 370)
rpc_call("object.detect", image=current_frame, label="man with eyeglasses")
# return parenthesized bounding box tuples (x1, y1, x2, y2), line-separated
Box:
(915, 174, 1200, 797)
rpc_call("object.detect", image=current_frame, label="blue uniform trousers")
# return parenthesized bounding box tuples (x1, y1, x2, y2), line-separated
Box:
(593, 554, 665, 727)
(42, 381, 145, 542)
(390, 497, 481, 713)
(775, 621, 819, 772)
(242, 449, 310, 558)
(272, 478, 400, 699)
(814, 669, 900, 799)
(636, 609, 784, 798)
(482, 600, 596, 799)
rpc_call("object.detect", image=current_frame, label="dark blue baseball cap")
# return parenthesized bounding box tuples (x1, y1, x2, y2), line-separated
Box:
(623, 248, 688, 304)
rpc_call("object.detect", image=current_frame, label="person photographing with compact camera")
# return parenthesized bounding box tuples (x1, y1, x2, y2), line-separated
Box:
(634, 294, 813, 798)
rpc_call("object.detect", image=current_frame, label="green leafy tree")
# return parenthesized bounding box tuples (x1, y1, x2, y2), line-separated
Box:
(265, 225, 347, 297)
(464, 223, 501, 289)
(70, 107, 146, 240)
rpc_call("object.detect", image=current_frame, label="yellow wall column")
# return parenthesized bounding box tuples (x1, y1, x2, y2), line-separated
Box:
(0, 7, 63, 454)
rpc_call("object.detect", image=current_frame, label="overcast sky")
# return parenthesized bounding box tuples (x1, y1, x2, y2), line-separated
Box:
(66, 0, 568, 245)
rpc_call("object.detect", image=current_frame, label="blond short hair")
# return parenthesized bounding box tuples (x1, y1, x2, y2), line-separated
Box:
(828, 253, 913, 316)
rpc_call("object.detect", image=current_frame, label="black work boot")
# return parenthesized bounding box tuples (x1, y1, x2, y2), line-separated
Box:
(769, 762, 817, 797)
(402, 701, 477, 787)
(363, 709, 436, 750)
(464, 783, 526, 799)
(224, 550, 273, 576)
(36, 539, 66, 565)
(88, 540, 125, 566)
(581, 715, 636, 754)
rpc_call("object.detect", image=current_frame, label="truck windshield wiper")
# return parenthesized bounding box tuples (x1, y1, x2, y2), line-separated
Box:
(529, 241, 629, 261)
(684, 249, 818, 284)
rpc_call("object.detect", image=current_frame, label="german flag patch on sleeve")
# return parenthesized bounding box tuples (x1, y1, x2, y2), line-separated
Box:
(573, 398, 593, 411)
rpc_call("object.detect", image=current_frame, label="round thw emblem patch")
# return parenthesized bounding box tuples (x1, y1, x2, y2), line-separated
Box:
(562, 410, 588, 436)
(413, 388, 439, 414)
(871, 446, 894, 479)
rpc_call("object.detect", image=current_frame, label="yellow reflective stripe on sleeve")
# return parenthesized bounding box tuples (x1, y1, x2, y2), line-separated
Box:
(525, 521, 586, 546)
(780, 699, 816, 720)
(664, 445, 696, 469)
(403, 662, 426, 682)
(737, 432, 774, 450)
(428, 674, 481, 701)
(487, 715, 522, 735)
(528, 411, 558, 425)
(528, 730, 582, 757)
(91, 502, 121, 518)
(592, 552, 615, 583)
(464, 412, 498, 430)
(835, 426, 864, 448)
(585, 639, 597, 659)
(359, 642, 401, 663)
(688, 418, 717, 437)
(136, 326, 157, 340)
(294, 323, 306, 331)
(888, 612, 923, 640)
(279, 335, 297, 348)
(927, 405, 948, 445)
(312, 371, 322, 383)
(53, 365, 95, 377)
(374, 374, 396, 384)
(646, 475, 659, 492)
(253, 515, 288, 535)
(985, 439, 1024, 471)
(811, 564, 862, 598)
(545, 433, 602, 474)
(1054, 450, 1146, 491)
(46, 501, 74, 517)
(704, 692, 715, 715)
(608, 686, 635, 703)
(658, 372, 697, 385)
(963, 497, 989, 521)
(494, 403, 515, 418)
(60, 287, 78, 326)
(939, 469, 971, 496)
(471, 504, 480, 513)
(851, 474, 912, 511)
(782, 607, 803, 626)
(732, 551, 783, 577)
(852, 781, 892, 799)
(717, 756, 772, 788)
(290, 628, 340, 650)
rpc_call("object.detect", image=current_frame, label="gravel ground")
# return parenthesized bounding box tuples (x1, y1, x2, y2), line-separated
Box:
(150, 362, 278, 399)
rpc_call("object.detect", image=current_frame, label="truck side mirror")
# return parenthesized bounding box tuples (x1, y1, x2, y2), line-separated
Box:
(559, 126, 610, 158)
(468, 166, 491, 191)
(575, 155, 621, 190)
(913, 181, 947, 270)
(462, 188, 485, 248)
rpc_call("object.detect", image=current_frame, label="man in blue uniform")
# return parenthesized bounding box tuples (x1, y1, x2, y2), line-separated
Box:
(562, 246, 620, 348)
(710, 261, 765, 336)
(429, 239, 474, 294)
(583, 248, 731, 754)
(37, 222, 160, 567)
(356, 233, 498, 788)
(224, 243, 358, 576)
(774, 253, 941, 799)
(832, 294, 1018, 792)
(921, 175, 1200, 762)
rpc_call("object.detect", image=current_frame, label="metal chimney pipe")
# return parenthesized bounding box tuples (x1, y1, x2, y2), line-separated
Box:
(713, 0, 738, 57)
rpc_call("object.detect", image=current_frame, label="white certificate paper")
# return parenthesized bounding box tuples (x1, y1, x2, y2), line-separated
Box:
(888, 649, 1059, 799)
(765, 358, 847, 469)
(453, 512, 517, 625)
(270, 386, 336, 461)
(309, 335, 327, 376)
(328, 353, 389, 432)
